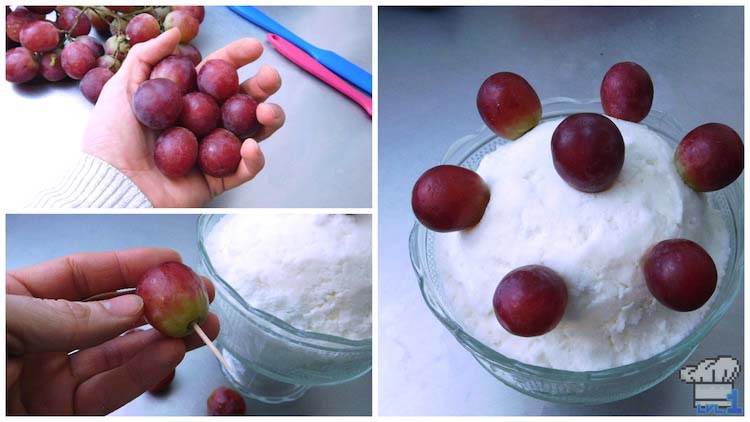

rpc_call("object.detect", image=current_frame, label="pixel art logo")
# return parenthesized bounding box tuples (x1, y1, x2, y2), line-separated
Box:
(679, 355, 743, 415)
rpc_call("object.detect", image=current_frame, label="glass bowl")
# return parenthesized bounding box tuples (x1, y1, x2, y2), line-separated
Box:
(198, 214, 372, 404)
(409, 97, 743, 404)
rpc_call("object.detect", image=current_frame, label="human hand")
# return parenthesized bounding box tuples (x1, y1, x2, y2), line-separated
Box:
(82, 28, 286, 208)
(6, 248, 220, 415)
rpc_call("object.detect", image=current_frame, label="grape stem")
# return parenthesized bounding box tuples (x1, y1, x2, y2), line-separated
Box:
(192, 322, 232, 372)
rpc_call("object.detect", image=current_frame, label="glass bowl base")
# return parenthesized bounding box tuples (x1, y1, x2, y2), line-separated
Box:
(220, 351, 310, 404)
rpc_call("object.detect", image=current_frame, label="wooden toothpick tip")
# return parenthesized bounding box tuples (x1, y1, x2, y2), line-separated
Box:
(193, 322, 232, 372)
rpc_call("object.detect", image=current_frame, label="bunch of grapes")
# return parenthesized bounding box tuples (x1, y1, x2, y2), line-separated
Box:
(133, 57, 261, 179)
(6, 6, 205, 104)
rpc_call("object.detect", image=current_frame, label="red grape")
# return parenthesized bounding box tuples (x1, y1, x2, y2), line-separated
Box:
(675, 123, 744, 192)
(221, 94, 260, 138)
(643, 239, 717, 312)
(177, 43, 202, 66)
(207, 387, 246, 416)
(74, 35, 104, 57)
(104, 35, 129, 61)
(19, 20, 59, 52)
(57, 7, 92, 37)
(125, 13, 160, 45)
(40, 50, 67, 81)
(551, 113, 625, 193)
(80, 67, 114, 104)
(601, 62, 653, 123)
(132, 78, 183, 130)
(61, 41, 96, 80)
(6, 7, 43, 42)
(411, 165, 490, 232)
(477, 72, 542, 140)
(173, 6, 205, 23)
(493, 265, 568, 337)
(96, 54, 121, 72)
(180, 92, 220, 136)
(150, 55, 197, 95)
(6, 47, 39, 83)
(197, 59, 238, 102)
(164, 10, 199, 43)
(199, 129, 242, 177)
(25, 6, 56, 15)
(154, 127, 199, 177)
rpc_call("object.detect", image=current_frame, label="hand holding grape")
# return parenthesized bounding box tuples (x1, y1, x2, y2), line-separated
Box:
(82, 28, 286, 207)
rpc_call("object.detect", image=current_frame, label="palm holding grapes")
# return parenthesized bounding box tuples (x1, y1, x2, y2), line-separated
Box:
(83, 29, 285, 207)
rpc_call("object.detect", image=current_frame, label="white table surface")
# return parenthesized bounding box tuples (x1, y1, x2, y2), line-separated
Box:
(2, 6, 372, 208)
(378, 6, 744, 416)
(6, 214, 372, 415)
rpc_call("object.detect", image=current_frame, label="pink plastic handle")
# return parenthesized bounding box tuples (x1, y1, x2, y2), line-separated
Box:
(267, 33, 372, 117)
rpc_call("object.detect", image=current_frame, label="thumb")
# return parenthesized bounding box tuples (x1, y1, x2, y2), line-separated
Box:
(7, 294, 144, 355)
(116, 27, 182, 82)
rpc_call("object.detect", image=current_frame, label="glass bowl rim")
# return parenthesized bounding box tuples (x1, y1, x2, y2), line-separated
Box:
(410, 96, 744, 380)
(197, 214, 372, 351)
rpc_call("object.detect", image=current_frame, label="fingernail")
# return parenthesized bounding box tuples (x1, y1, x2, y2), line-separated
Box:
(102, 295, 143, 317)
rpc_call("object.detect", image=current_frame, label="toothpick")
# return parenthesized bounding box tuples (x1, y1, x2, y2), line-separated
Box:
(193, 322, 232, 372)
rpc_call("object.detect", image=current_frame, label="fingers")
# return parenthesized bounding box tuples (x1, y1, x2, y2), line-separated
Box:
(206, 139, 265, 194)
(7, 248, 181, 301)
(74, 338, 185, 415)
(198, 38, 263, 72)
(6, 294, 144, 354)
(201, 276, 216, 302)
(253, 103, 286, 141)
(241, 64, 281, 102)
(70, 313, 219, 382)
(116, 28, 182, 82)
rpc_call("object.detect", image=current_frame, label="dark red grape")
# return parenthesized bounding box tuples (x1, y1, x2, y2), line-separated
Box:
(74, 35, 104, 57)
(25, 6, 56, 15)
(57, 7, 92, 37)
(80, 67, 114, 104)
(149, 370, 176, 394)
(6, 7, 43, 42)
(412, 165, 490, 232)
(221, 94, 260, 138)
(61, 41, 96, 80)
(180, 92, 220, 136)
(40, 50, 67, 81)
(199, 129, 242, 177)
(164, 10, 199, 43)
(207, 387, 246, 416)
(132, 78, 183, 130)
(177, 43, 201, 66)
(477, 72, 542, 140)
(173, 6, 205, 23)
(197, 59, 238, 102)
(601, 62, 653, 123)
(643, 239, 717, 312)
(150, 55, 197, 95)
(6, 47, 39, 83)
(19, 20, 59, 52)
(96, 54, 121, 72)
(675, 123, 744, 192)
(104, 35, 129, 61)
(154, 126, 199, 177)
(493, 265, 568, 337)
(551, 113, 625, 193)
(125, 13, 160, 45)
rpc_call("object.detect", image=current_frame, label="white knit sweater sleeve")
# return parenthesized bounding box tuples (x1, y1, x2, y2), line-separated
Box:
(28, 154, 153, 208)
